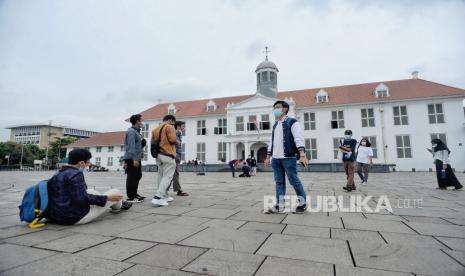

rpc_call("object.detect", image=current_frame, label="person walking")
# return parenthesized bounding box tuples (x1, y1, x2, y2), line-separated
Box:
(123, 114, 146, 203)
(151, 115, 179, 207)
(250, 156, 257, 176)
(265, 100, 308, 214)
(167, 121, 189, 196)
(356, 137, 373, 185)
(339, 129, 357, 192)
(431, 138, 463, 190)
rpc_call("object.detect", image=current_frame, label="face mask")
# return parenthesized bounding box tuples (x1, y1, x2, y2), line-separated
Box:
(79, 167, 86, 173)
(361, 142, 367, 146)
(273, 108, 283, 118)
(344, 135, 352, 139)
(432, 144, 437, 148)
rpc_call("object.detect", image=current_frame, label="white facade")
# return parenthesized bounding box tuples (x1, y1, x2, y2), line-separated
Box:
(141, 94, 465, 172)
(84, 144, 126, 171)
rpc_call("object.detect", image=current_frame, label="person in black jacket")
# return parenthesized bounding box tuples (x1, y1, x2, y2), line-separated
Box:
(239, 162, 251, 177)
(45, 149, 131, 225)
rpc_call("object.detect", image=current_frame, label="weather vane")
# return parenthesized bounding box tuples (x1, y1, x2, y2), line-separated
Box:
(263, 46, 271, 61)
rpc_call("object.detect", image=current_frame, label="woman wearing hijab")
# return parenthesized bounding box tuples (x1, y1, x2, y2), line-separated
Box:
(431, 138, 463, 190)
(356, 137, 374, 185)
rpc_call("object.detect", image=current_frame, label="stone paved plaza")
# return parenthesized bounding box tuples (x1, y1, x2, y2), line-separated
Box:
(0, 170, 465, 276)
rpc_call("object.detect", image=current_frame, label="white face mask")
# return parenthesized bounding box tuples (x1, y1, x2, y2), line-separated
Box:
(432, 144, 438, 148)
(344, 135, 352, 139)
(361, 142, 367, 146)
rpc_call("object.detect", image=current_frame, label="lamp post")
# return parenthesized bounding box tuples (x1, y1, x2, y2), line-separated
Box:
(20, 144, 24, 169)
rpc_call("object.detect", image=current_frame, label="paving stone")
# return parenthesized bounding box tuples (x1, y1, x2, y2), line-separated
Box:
(179, 227, 269, 253)
(228, 210, 286, 223)
(363, 213, 407, 222)
(406, 222, 465, 238)
(256, 234, 353, 266)
(401, 215, 452, 224)
(117, 222, 206, 243)
(117, 264, 198, 276)
(77, 238, 155, 261)
(342, 217, 416, 234)
(335, 265, 414, 276)
(0, 215, 22, 228)
(0, 243, 57, 272)
(350, 241, 465, 275)
(436, 237, 465, 251)
(4, 229, 73, 246)
(0, 226, 44, 240)
(164, 216, 211, 226)
(1, 253, 132, 276)
(127, 243, 207, 269)
(132, 214, 178, 222)
(255, 256, 333, 276)
(183, 208, 238, 219)
(331, 228, 386, 244)
(238, 221, 285, 234)
(200, 219, 246, 229)
(282, 225, 330, 238)
(380, 232, 448, 249)
(65, 217, 152, 236)
(182, 249, 264, 276)
(283, 213, 344, 228)
(34, 233, 114, 253)
(443, 217, 465, 226)
(142, 206, 199, 215)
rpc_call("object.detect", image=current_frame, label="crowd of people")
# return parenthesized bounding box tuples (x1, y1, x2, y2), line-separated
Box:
(37, 100, 462, 226)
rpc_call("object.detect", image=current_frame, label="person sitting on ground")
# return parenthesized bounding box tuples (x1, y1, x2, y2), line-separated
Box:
(239, 162, 251, 177)
(44, 149, 131, 225)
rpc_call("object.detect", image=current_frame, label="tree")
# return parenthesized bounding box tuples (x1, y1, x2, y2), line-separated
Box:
(48, 137, 77, 165)
(0, 142, 45, 166)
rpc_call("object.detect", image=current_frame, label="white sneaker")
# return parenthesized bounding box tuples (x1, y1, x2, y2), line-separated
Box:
(151, 197, 168, 206)
(166, 196, 174, 202)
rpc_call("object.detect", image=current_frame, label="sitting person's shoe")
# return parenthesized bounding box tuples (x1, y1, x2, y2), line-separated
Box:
(135, 194, 146, 201)
(177, 191, 189, 196)
(126, 197, 143, 203)
(121, 201, 133, 210)
(455, 185, 463, 190)
(166, 196, 174, 202)
(343, 186, 352, 191)
(294, 204, 307, 214)
(265, 205, 284, 214)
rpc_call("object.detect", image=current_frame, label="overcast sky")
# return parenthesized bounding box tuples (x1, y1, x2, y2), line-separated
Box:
(1, 0, 464, 141)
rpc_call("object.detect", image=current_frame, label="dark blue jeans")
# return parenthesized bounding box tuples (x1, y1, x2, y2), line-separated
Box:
(271, 158, 307, 207)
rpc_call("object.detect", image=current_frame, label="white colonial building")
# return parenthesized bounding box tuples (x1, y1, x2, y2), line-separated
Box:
(68, 57, 465, 172)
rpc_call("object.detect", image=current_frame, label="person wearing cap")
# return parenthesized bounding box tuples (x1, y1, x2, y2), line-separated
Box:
(265, 100, 309, 214)
(339, 129, 358, 191)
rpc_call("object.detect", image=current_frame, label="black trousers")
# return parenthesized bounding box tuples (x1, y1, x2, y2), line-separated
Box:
(125, 159, 142, 199)
(435, 160, 462, 189)
(229, 164, 235, 177)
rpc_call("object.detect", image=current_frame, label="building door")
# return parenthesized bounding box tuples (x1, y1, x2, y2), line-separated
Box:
(257, 147, 268, 163)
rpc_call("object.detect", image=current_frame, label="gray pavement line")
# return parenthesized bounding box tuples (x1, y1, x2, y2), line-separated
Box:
(174, 226, 209, 245)
(377, 231, 389, 244)
(432, 236, 453, 251)
(252, 255, 268, 276)
(119, 242, 159, 262)
(223, 210, 242, 220)
(178, 246, 210, 272)
(346, 240, 357, 267)
(439, 249, 465, 268)
(340, 217, 346, 229)
(113, 263, 137, 276)
(280, 223, 288, 234)
(253, 232, 272, 255)
(400, 221, 421, 235)
(332, 264, 336, 276)
(0, 250, 60, 274)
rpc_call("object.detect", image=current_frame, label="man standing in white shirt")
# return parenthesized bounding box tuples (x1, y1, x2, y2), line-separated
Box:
(265, 100, 309, 214)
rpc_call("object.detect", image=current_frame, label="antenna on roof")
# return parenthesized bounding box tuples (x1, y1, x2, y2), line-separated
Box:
(263, 46, 271, 61)
(411, 71, 419, 79)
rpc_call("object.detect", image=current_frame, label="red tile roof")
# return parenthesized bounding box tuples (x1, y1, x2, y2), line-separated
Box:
(66, 131, 125, 148)
(139, 79, 465, 120)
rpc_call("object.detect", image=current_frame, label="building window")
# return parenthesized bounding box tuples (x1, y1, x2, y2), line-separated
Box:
(305, 138, 317, 159)
(141, 123, 149, 138)
(181, 143, 185, 161)
(331, 111, 345, 129)
(95, 157, 101, 166)
(107, 157, 113, 166)
(303, 112, 316, 130)
(108, 146, 114, 152)
(197, 120, 206, 135)
(96, 146, 102, 152)
(262, 71, 268, 81)
(218, 142, 226, 162)
(270, 71, 276, 82)
(214, 118, 227, 135)
(236, 116, 244, 131)
(396, 135, 412, 158)
(316, 89, 329, 103)
(376, 90, 389, 98)
(260, 114, 270, 130)
(393, 106, 408, 125)
(207, 105, 215, 112)
(428, 103, 445, 124)
(196, 143, 206, 162)
(257, 73, 260, 85)
(430, 133, 447, 144)
(361, 108, 375, 127)
(365, 136, 378, 158)
(247, 115, 257, 131)
(333, 137, 343, 159)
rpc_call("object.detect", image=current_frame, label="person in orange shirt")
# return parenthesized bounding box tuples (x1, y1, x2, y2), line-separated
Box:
(150, 115, 179, 206)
